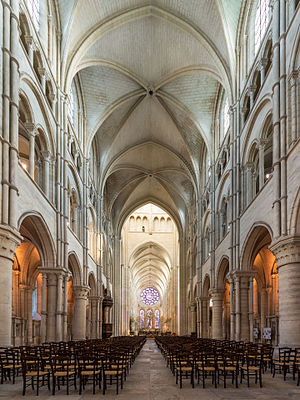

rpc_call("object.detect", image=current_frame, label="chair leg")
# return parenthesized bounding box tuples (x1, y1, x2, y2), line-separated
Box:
(22, 376, 26, 396)
(259, 370, 262, 388)
(52, 376, 56, 395)
(103, 375, 106, 395)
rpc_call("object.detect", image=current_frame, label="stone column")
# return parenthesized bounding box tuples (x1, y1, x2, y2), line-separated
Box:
(270, 237, 300, 348)
(38, 68, 46, 93)
(289, 72, 298, 144)
(63, 275, 69, 341)
(190, 302, 197, 333)
(0, 227, 21, 346)
(39, 271, 47, 343)
(200, 297, 209, 338)
(272, 0, 281, 238)
(229, 276, 235, 340)
(260, 287, 267, 336)
(210, 289, 224, 339)
(46, 272, 57, 342)
(56, 273, 63, 341)
(249, 275, 254, 342)
(241, 106, 248, 126)
(89, 297, 99, 339)
(258, 139, 267, 190)
(248, 86, 256, 109)
(259, 58, 268, 82)
(240, 274, 250, 341)
(24, 35, 34, 63)
(98, 296, 103, 339)
(72, 286, 89, 340)
(245, 163, 253, 205)
(26, 287, 33, 344)
(41, 151, 50, 196)
(234, 275, 240, 340)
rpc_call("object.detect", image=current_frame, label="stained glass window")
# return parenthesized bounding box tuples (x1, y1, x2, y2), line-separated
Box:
(255, 0, 270, 54)
(223, 98, 230, 137)
(141, 287, 159, 306)
(68, 89, 74, 123)
(146, 309, 153, 329)
(140, 309, 145, 329)
(155, 309, 160, 329)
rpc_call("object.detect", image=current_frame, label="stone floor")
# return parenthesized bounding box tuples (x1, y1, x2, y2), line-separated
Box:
(1, 340, 300, 399)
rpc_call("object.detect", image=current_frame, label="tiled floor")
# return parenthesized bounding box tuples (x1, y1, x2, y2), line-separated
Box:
(1, 340, 300, 399)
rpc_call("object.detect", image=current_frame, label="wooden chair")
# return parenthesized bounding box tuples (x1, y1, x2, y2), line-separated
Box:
(217, 351, 239, 388)
(197, 351, 217, 389)
(272, 348, 291, 380)
(103, 353, 126, 395)
(77, 353, 101, 395)
(240, 350, 263, 387)
(175, 350, 194, 389)
(1, 349, 22, 384)
(50, 353, 77, 395)
(21, 355, 50, 396)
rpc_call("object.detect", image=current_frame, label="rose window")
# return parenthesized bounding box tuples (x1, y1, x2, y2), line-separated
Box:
(141, 287, 159, 306)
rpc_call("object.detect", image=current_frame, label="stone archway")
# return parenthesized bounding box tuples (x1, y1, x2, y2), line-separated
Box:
(67, 253, 88, 340)
(240, 224, 278, 344)
(213, 257, 230, 340)
(9, 213, 56, 345)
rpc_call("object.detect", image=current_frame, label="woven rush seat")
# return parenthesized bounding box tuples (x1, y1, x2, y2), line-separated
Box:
(26, 371, 49, 376)
(54, 370, 76, 376)
(104, 370, 123, 375)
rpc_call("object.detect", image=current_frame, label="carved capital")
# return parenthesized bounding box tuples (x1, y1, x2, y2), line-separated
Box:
(0, 225, 22, 262)
(73, 285, 89, 299)
(270, 236, 300, 267)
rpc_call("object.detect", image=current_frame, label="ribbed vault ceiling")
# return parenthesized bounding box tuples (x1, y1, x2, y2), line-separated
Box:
(129, 240, 172, 298)
(59, 0, 243, 234)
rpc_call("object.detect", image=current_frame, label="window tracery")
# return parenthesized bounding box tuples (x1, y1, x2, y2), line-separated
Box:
(255, 0, 270, 54)
(26, 0, 40, 30)
(141, 287, 159, 306)
(223, 98, 230, 136)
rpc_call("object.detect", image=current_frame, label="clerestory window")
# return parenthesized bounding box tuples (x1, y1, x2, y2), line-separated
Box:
(255, 0, 270, 54)
(26, 0, 40, 30)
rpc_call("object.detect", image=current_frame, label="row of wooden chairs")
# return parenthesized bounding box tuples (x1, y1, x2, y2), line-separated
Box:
(155, 336, 300, 389)
(0, 336, 146, 396)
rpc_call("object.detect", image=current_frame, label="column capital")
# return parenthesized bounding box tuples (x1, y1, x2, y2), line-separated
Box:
(24, 35, 33, 46)
(270, 236, 300, 267)
(209, 288, 224, 298)
(38, 67, 47, 77)
(0, 225, 22, 262)
(73, 285, 89, 299)
(247, 85, 257, 95)
(24, 122, 36, 134)
(257, 138, 268, 149)
(232, 270, 255, 283)
(41, 150, 51, 161)
(258, 58, 268, 70)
